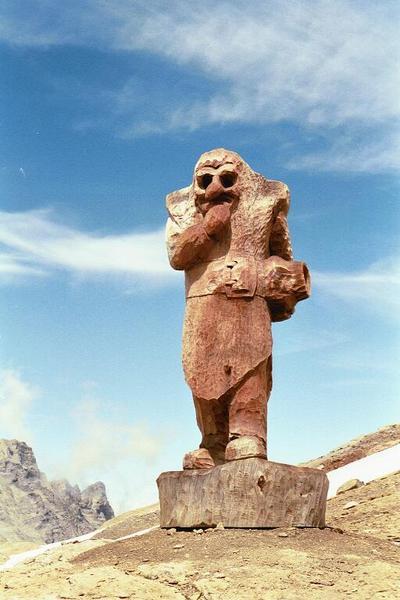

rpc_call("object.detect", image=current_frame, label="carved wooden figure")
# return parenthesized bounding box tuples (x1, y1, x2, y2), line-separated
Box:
(166, 149, 310, 469)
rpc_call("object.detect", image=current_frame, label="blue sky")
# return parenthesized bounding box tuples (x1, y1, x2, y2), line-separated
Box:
(0, 1, 399, 513)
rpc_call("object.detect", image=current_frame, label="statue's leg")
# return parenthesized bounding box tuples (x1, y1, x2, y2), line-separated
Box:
(193, 394, 229, 465)
(225, 356, 272, 461)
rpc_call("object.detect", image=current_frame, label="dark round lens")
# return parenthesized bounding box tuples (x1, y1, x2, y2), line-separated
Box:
(220, 173, 237, 188)
(198, 173, 213, 189)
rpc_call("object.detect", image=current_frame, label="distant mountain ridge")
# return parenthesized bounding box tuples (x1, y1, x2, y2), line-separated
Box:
(0, 439, 114, 543)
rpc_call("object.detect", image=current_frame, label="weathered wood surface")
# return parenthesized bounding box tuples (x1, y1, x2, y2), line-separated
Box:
(165, 148, 311, 467)
(157, 458, 328, 529)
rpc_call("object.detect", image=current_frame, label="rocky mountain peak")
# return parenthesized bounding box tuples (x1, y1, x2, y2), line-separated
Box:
(0, 439, 42, 487)
(81, 481, 115, 522)
(0, 439, 114, 544)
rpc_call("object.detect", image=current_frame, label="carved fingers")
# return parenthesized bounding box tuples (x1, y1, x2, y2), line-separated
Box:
(203, 203, 231, 238)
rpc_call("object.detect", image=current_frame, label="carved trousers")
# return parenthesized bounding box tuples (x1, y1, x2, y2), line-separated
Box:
(193, 357, 272, 464)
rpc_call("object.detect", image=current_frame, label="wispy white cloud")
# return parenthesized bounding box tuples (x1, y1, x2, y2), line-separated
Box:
(1, 1, 398, 172)
(287, 131, 400, 173)
(0, 252, 46, 279)
(318, 349, 399, 376)
(0, 369, 38, 442)
(0, 369, 163, 513)
(1, 210, 399, 322)
(313, 255, 400, 315)
(0, 209, 173, 283)
(140, 2, 398, 125)
(275, 329, 349, 356)
(69, 398, 161, 470)
(53, 397, 163, 514)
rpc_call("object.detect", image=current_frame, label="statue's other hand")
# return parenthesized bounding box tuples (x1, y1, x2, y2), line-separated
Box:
(203, 203, 231, 238)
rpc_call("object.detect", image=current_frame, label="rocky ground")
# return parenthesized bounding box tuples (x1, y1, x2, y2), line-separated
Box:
(92, 504, 160, 541)
(0, 469, 398, 599)
(0, 425, 398, 599)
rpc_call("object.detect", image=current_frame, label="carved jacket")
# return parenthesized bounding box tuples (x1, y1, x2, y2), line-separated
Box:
(166, 177, 302, 400)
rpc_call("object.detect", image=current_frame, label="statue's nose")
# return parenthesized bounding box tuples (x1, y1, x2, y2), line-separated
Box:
(205, 177, 224, 201)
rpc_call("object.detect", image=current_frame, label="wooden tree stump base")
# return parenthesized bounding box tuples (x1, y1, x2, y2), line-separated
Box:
(157, 458, 328, 529)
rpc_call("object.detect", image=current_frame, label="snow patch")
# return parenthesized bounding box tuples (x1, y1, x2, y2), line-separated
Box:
(0, 525, 158, 571)
(327, 443, 400, 498)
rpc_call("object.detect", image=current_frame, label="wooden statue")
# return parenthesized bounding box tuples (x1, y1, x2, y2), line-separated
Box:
(166, 148, 310, 469)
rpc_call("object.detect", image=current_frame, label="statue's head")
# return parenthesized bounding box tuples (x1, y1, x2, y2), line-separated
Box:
(192, 148, 251, 215)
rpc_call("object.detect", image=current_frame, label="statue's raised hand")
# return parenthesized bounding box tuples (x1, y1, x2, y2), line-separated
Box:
(203, 203, 231, 238)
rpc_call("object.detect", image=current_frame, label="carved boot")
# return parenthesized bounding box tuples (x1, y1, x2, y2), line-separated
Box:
(225, 436, 266, 461)
(183, 448, 215, 470)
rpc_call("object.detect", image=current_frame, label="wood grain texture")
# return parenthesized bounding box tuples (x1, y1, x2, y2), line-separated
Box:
(165, 148, 311, 465)
(157, 458, 328, 529)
